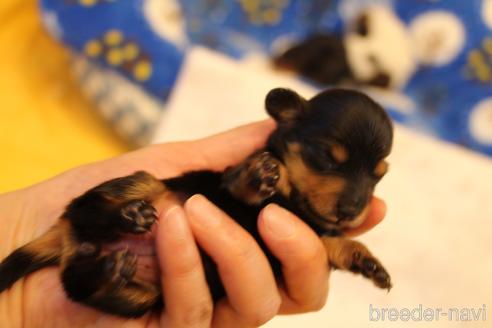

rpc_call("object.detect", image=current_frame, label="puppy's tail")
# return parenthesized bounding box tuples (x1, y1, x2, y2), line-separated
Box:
(0, 225, 61, 292)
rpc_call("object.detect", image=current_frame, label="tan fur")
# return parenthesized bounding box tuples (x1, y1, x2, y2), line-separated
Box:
(331, 143, 348, 163)
(226, 153, 292, 205)
(58, 219, 79, 268)
(321, 236, 374, 270)
(285, 143, 346, 221)
(226, 166, 264, 204)
(24, 224, 62, 264)
(374, 160, 389, 177)
(103, 172, 166, 204)
(90, 280, 159, 307)
(277, 108, 299, 122)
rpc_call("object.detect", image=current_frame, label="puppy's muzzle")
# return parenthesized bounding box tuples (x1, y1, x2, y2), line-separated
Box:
(336, 196, 367, 222)
(337, 206, 362, 222)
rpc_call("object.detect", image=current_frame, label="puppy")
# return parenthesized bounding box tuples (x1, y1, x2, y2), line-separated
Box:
(0, 88, 393, 317)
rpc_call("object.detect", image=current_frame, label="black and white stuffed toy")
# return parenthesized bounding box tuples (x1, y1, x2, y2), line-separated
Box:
(274, 6, 416, 89)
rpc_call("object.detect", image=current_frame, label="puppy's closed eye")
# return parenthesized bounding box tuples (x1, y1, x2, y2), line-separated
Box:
(302, 144, 340, 173)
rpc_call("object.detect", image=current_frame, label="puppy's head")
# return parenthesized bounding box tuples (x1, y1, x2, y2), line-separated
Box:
(266, 88, 393, 231)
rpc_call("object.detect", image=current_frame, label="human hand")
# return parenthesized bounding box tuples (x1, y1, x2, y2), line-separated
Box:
(0, 120, 386, 327)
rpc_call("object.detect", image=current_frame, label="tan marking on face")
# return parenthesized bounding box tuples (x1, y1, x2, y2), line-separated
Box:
(374, 160, 389, 177)
(285, 143, 346, 222)
(331, 143, 348, 163)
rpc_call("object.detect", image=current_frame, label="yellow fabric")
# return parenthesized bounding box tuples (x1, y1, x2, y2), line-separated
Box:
(0, 0, 130, 193)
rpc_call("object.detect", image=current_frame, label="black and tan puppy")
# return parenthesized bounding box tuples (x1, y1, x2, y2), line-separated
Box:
(0, 88, 393, 318)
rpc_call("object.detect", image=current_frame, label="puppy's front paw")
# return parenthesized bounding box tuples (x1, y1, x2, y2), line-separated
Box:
(350, 251, 392, 290)
(249, 152, 280, 198)
(223, 151, 283, 205)
(120, 200, 157, 233)
(323, 237, 392, 291)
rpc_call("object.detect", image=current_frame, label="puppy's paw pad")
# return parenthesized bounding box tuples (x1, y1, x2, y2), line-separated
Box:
(121, 200, 157, 233)
(251, 152, 281, 198)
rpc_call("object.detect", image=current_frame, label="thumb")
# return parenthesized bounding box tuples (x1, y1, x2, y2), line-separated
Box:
(193, 119, 276, 170)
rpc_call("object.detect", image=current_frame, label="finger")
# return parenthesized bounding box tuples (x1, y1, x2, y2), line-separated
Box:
(211, 299, 259, 328)
(193, 119, 276, 171)
(344, 197, 387, 237)
(157, 206, 213, 328)
(185, 195, 281, 327)
(258, 204, 330, 314)
(132, 120, 276, 178)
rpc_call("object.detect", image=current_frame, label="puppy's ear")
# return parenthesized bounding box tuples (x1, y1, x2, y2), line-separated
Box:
(265, 88, 308, 125)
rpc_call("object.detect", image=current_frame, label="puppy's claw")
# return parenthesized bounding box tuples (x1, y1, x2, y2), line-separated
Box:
(254, 152, 281, 197)
(264, 175, 279, 187)
(349, 250, 392, 290)
(262, 159, 277, 170)
(362, 258, 378, 273)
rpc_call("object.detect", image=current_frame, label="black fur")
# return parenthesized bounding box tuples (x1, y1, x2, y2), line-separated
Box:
(0, 248, 57, 291)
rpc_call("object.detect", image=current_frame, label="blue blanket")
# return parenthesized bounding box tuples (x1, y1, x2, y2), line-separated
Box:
(40, 0, 492, 156)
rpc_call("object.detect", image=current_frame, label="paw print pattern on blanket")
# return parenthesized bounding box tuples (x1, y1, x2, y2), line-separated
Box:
(77, 0, 115, 7)
(84, 30, 153, 82)
(237, 0, 290, 26)
(465, 37, 492, 84)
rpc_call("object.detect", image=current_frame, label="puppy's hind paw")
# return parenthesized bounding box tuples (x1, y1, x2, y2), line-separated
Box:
(105, 249, 138, 291)
(120, 200, 157, 233)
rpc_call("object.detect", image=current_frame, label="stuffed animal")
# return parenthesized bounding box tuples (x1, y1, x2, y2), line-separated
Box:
(274, 6, 417, 89)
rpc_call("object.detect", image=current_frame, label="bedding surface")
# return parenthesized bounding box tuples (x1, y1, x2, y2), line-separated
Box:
(0, 0, 128, 193)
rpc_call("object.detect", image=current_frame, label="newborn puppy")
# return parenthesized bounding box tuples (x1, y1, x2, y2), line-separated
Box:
(0, 88, 393, 317)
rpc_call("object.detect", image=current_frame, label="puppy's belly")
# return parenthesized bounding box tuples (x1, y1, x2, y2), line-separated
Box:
(135, 256, 159, 284)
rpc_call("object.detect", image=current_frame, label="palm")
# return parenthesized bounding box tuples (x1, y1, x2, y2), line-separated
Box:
(1, 122, 273, 326)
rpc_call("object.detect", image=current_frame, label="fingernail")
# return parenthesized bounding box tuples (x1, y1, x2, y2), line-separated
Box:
(185, 194, 221, 228)
(262, 204, 297, 239)
(162, 206, 186, 232)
